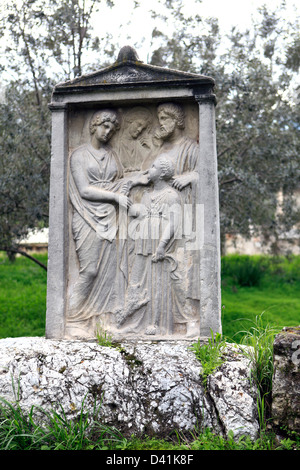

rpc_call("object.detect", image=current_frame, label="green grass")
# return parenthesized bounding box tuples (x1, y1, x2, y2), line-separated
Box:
(190, 330, 226, 389)
(221, 254, 300, 343)
(0, 252, 47, 338)
(0, 397, 299, 451)
(0, 397, 130, 451)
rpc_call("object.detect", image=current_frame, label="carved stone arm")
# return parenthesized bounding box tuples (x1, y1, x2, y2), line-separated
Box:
(171, 171, 198, 190)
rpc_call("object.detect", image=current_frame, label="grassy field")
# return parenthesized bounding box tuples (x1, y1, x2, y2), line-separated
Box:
(0, 252, 47, 338)
(221, 254, 300, 342)
(0, 252, 299, 339)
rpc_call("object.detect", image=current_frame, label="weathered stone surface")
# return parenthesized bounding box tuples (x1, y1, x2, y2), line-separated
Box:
(207, 346, 259, 440)
(0, 337, 259, 440)
(272, 327, 300, 435)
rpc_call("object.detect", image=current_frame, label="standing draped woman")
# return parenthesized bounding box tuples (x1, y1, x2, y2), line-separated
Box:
(66, 109, 131, 338)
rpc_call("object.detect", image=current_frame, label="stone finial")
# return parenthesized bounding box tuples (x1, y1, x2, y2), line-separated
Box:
(117, 45, 140, 63)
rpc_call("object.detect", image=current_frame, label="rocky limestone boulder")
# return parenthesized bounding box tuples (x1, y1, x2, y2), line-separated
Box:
(0, 337, 259, 441)
(272, 327, 300, 436)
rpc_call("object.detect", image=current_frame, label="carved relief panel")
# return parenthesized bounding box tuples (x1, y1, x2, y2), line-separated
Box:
(64, 101, 201, 340)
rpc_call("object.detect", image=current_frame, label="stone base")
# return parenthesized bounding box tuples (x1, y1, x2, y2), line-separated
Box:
(0, 336, 259, 441)
(272, 327, 300, 436)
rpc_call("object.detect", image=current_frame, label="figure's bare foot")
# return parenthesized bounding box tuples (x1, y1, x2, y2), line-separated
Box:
(145, 325, 159, 335)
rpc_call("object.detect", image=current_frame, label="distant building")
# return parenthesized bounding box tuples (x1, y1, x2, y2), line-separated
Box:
(19, 228, 49, 253)
(225, 189, 300, 255)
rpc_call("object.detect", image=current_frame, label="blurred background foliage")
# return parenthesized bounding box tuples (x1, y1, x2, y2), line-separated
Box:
(0, 0, 299, 260)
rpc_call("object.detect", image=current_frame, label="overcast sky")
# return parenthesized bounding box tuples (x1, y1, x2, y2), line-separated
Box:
(92, 0, 299, 62)
(0, 0, 299, 89)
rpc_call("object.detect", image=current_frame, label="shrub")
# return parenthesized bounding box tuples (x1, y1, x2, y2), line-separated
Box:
(222, 255, 265, 287)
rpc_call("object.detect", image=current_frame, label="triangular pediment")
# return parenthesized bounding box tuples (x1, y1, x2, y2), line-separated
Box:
(54, 46, 214, 93)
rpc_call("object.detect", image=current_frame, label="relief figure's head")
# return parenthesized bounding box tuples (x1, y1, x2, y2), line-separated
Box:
(147, 154, 175, 183)
(124, 106, 153, 140)
(156, 102, 185, 141)
(90, 109, 120, 146)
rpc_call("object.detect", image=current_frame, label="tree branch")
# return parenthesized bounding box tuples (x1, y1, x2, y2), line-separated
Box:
(0, 247, 47, 271)
(219, 176, 243, 186)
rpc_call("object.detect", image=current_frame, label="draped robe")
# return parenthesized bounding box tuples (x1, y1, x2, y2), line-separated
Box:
(67, 143, 126, 333)
(143, 136, 200, 301)
(118, 185, 192, 336)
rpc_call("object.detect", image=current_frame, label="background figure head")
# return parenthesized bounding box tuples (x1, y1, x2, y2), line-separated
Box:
(123, 106, 153, 140)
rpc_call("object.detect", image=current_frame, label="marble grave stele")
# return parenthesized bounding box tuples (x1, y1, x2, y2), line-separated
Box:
(46, 46, 222, 341)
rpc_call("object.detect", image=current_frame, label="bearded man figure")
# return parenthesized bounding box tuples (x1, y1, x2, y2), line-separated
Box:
(148, 102, 201, 303)
(142, 102, 199, 189)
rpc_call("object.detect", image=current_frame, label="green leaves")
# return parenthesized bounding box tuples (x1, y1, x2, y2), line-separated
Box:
(222, 255, 265, 287)
(0, 81, 51, 254)
(0, 396, 128, 450)
(238, 313, 278, 430)
(190, 330, 226, 389)
(0, 0, 298, 257)
(149, 2, 300, 247)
